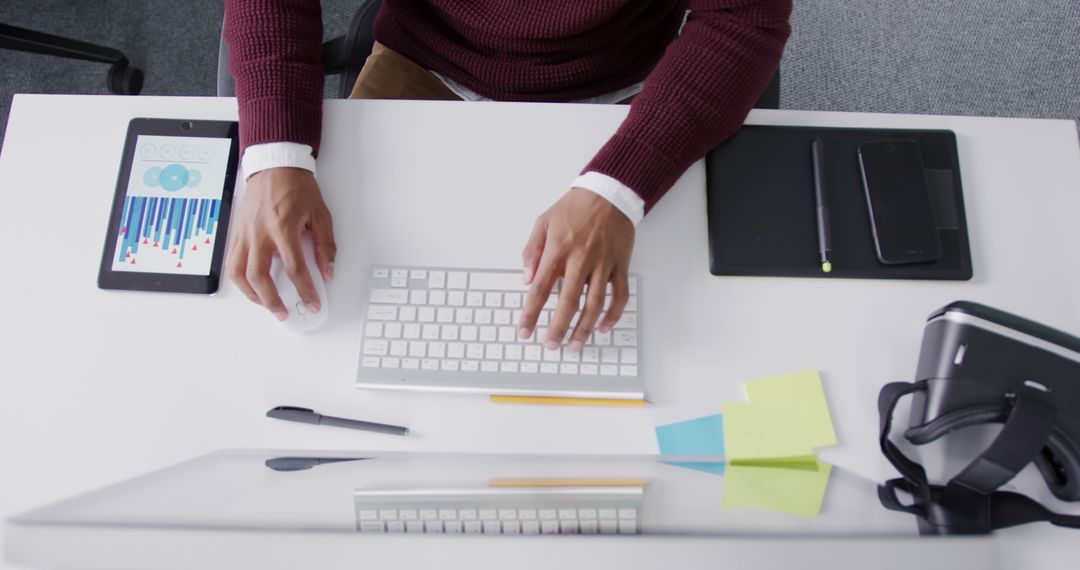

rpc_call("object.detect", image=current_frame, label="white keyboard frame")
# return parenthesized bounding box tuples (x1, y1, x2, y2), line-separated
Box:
(355, 266, 645, 399)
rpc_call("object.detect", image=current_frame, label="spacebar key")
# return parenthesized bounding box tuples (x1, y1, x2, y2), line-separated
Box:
(468, 272, 529, 291)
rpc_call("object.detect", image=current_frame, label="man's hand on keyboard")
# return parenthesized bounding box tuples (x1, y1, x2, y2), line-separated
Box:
(226, 167, 336, 320)
(518, 187, 634, 351)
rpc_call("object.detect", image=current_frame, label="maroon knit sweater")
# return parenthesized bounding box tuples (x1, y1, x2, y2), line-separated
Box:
(225, 0, 791, 213)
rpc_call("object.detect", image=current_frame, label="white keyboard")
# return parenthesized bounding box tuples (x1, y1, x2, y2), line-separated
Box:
(356, 266, 644, 399)
(354, 490, 642, 535)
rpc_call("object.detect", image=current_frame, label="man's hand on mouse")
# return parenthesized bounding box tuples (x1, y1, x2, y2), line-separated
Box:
(517, 187, 634, 351)
(227, 167, 336, 320)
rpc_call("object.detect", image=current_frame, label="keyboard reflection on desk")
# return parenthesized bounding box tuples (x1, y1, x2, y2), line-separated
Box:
(354, 487, 643, 535)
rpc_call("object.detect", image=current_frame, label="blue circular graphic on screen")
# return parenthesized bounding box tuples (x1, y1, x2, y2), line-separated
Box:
(143, 167, 162, 187)
(160, 164, 190, 192)
(186, 169, 202, 187)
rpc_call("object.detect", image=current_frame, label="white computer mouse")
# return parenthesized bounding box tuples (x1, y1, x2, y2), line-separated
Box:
(269, 233, 329, 332)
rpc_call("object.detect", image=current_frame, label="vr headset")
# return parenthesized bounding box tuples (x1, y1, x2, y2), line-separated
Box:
(878, 301, 1080, 535)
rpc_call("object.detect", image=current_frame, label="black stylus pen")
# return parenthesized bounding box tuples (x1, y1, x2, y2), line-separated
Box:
(811, 137, 833, 273)
(267, 406, 409, 436)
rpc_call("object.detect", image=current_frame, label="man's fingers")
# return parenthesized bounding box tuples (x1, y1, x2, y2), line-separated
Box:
(569, 270, 609, 350)
(275, 232, 321, 312)
(521, 217, 548, 285)
(598, 268, 629, 332)
(227, 241, 260, 305)
(247, 245, 288, 320)
(311, 210, 337, 281)
(546, 262, 587, 349)
(517, 245, 562, 339)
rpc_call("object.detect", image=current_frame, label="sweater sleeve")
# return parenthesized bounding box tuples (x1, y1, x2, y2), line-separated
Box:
(583, 0, 792, 213)
(224, 0, 325, 156)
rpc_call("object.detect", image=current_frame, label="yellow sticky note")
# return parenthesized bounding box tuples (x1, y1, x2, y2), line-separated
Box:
(722, 459, 832, 517)
(723, 370, 836, 461)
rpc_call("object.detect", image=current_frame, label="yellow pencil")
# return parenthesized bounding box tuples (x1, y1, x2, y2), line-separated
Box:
(490, 395, 647, 407)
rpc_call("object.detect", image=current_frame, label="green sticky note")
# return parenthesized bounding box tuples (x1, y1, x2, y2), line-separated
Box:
(723, 370, 837, 461)
(721, 459, 832, 517)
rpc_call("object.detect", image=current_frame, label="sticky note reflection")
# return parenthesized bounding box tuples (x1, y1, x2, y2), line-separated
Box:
(722, 459, 832, 517)
(723, 370, 836, 461)
(656, 414, 725, 456)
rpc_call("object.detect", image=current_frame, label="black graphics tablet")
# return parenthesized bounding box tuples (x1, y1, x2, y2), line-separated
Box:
(705, 125, 972, 281)
(97, 118, 240, 294)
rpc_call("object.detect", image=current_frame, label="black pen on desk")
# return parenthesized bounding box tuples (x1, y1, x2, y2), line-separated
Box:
(811, 136, 833, 273)
(267, 406, 409, 436)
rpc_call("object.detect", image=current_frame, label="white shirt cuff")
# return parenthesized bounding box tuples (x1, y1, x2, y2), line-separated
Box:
(571, 171, 646, 226)
(240, 142, 317, 180)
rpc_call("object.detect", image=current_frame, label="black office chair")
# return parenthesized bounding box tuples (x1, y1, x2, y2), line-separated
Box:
(217, 0, 779, 108)
(0, 22, 143, 95)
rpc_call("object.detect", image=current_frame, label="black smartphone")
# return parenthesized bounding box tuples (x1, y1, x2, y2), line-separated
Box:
(858, 140, 942, 265)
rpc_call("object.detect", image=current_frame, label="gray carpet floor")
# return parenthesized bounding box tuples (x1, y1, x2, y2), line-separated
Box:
(2, 0, 1078, 150)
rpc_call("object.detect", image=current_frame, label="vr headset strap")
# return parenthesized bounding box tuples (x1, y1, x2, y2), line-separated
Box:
(878, 381, 1080, 533)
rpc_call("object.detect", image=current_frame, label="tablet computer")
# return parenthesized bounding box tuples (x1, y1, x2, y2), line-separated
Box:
(97, 118, 240, 294)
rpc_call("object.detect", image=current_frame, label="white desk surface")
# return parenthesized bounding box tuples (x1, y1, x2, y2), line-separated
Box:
(1, 94, 1079, 567)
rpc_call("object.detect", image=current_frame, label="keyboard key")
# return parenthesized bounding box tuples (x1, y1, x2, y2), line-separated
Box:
(466, 291, 484, 307)
(582, 348, 599, 363)
(418, 307, 436, 322)
(481, 361, 499, 372)
(461, 360, 479, 371)
(540, 363, 558, 374)
(563, 349, 580, 363)
(448, 271, 468, 289)
(580, 364, 598, 375)
(505, 345, 523, 360)
(428, 271, 445, 288)
(437, 307, 454, 323)
(370, 288, 408, 304)
(365, 322, 384, 338)
(440, 325, 459, 341)
(439, 509, 456, 520)
(560, 363, 579, 375)
(409, 290, 427, 305)
(464, 521, 482, 534)
(485, 344, 503, 360)
(593, 330, 612, 345)
(543, 347, 561, 362)
(372, 268, 389, 278)
(385, 323, 403, 338)
(539, 509, 557, 520)
(390, 340, 407, 356)
(485, 292, 502, 307)
(600, 520, 618, 534)
(363, 340, 388, 356)
(468, 271, 528, 291)
(504, 292, 522, 308)
(493, 309, 511, 325)
(410, 269, 427, 280)
(499, 509, 517, 520)
(444, 520, 463, 534)
(421, 359, 439, 370)
(618, 508, 637, 519)
(390, 277, 407, 288)
(403, 323, 421, 339)
(381, 357, 400, 368)
(424, 521, 443, 533)
(399, 306, 417, 322)
(429, 290, 446, 306)
(498, 326, 516, 342)
(359, 510, 378, 520)
(518, 509, 537, 519)
(503, 520, 521, 534)
(459, 325, 477, 341)
(402, 358, 420, 369)
(479, 326, 497, 342)
(454, 308, 473, 324)
(614, 331, 637, 346)
(459, 509, 477, 520)
(360, 521, 385, 533)
(448, 342, 465, 358)
(367, 305, 398, 321)
(521, 362, 539, 373)
(615, 313, 638, 329)
(578, 509, 597, 519)
(621, 348, 638, 364)
(475, 309, 493, 324)
(500, 361, 519, 373)
(361, 356, 380, 368)
(600, 365, 618, 376)
(602, 348, 619, 363)
(599, 509, 617, 519)
(422, 324, 439, 340)
(628, 276, 638, 294)
(379, 510, 398, 520)
(541, 521, 559, 534)
(483, 521, 502, 534)
(580, 520, 599, 534)
(387, 520, 406, 533)
(618, 520, 637, 534)
(391, 269, 407, 280)
(479, 509, 497, 520)
(429, 342, 446, 358)
(522, 520, 541, 535)
(420, 510, 438, 520)
(561, 520, 580, 534)
(467, 344, 484, 359)
(558, 509, 577, 520)
(626, 295, 637, 312)
(620, 365, 638, 376)
(448, 291, 465, 306)
(400, 509, 418, 520)
(406, 520, 424, 533)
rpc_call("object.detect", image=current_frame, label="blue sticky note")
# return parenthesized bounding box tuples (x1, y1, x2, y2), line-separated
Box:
(655, 414, 725, 456)
(663, 461, 727, 476)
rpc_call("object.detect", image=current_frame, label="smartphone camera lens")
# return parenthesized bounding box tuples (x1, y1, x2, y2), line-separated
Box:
(181, 121, 193, 131)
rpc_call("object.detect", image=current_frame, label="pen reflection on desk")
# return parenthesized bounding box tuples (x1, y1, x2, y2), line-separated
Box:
(811, 137, 833, 273)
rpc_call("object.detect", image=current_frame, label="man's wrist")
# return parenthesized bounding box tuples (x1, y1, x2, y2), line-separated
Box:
(571, 171, 645, 226)
(241, 142, 317, 181)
